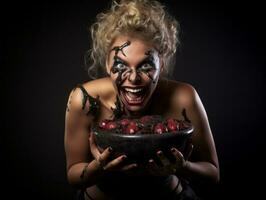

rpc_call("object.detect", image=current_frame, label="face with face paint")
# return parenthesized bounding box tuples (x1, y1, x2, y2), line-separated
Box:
(107, 35, 163, 114)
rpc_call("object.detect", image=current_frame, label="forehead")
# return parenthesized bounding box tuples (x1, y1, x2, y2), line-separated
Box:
(109, 35, 158, 63)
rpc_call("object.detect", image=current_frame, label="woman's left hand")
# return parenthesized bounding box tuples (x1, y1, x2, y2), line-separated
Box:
(147, 144, 193, 176)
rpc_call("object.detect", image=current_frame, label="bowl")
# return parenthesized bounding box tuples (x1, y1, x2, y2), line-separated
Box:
(92, 118, 194, 164)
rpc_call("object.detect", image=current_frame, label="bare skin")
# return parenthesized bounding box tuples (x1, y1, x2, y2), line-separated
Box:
(64, 35, 219, 199)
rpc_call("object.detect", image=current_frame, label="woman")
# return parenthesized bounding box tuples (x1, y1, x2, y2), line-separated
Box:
(64, 0, 219, 199)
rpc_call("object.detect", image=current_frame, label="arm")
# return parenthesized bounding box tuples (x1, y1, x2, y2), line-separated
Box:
(177, 84, 220, 183)
(64, 87, 103, 188)
(64, 86, 136, 189)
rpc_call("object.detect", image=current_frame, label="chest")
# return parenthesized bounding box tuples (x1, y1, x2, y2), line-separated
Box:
(94, 96, 184, 125)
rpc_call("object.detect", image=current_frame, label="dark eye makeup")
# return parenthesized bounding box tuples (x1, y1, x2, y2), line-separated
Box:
(111, 57, 129, 74)
(137, 61, 156, 73)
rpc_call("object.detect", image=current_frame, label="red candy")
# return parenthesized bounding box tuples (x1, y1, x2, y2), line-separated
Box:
(153, 123, 168, 134)
(99, 119, 110, 129)
(105, 121, 117, 130)
(120, 118, 130, 127)
(97, 115, 191, 135)
(139, 115, 153, 124)
(124, 121, 139, 134)
(166, 118, 178, 131)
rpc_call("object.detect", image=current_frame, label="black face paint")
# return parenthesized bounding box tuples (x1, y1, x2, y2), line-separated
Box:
(77, 85, 100, 116)
(109, 42, 159, 117)
(111, 41, 131, 57)
(109, 41, 131, 118)
(111, 56, 129, 86)
(110, 41, 131, 86)
(111, 95, 124, 119)
(136, 50, 157, 84)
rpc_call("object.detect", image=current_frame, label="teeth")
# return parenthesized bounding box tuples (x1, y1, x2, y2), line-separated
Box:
(124, 88, 143, 93)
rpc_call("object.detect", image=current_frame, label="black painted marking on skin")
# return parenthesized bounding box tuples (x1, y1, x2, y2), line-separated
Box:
(66, 88, 76, 112)
(182, 108, 191, 123)
(109, 43, 159, 117)
(111, 41, 131, 57)
(66, 98, 71, 112)
(110, 41, 131, 86)
(111, 56, 128, 86)
(77, 85, 100, 116)
(142, 71, 156, 84)
(138, 50, 157, 84)
(109, 41, 131, 118)
(111, 95, 124, 119)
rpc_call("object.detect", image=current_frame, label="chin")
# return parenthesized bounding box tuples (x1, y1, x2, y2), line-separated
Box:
(125, 104, 146, 113)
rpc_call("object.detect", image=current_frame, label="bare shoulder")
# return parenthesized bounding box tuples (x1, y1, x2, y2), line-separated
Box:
(66, 77, 115, 111)
(82, 77, 114, 98)
(159, 79, 198, 108)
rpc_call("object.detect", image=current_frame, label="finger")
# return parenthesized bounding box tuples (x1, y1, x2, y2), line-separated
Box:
(148, 159, 157, 169)
(100, 146, 113, 161)
(103, 155, 127, 170)
(147, 159, 161, 175)
(93, 147, 113, 170)
(121, 163, 138, 171)
(157, 151, 171, 166)
(149, 159, 160, 171)
(171, 148, 185, 163)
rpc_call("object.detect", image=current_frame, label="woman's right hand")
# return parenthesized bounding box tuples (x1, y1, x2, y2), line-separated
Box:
(89, 133, 137, 172)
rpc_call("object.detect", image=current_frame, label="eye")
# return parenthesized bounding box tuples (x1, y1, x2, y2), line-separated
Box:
(139, 63, 154, 72)
(113, 62, 127, 71)
(116, 63, 126, 69)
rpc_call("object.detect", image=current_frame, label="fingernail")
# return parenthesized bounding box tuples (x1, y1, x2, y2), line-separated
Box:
(108, 147, 113, 152)
(121, 155, 127, 160)
(149, 159, 154, 163)
(171, 148, 176, 152)
(157, 151, 163, 156)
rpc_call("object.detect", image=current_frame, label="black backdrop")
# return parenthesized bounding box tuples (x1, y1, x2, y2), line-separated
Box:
(2, 1, 265, 200)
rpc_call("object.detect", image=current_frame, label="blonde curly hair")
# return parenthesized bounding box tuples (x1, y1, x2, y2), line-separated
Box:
(85, 0, 180, 79)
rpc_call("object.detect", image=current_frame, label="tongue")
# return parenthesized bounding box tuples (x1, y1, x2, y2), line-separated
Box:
(126, 92, 142, 101)
(127, 91, 142, 98)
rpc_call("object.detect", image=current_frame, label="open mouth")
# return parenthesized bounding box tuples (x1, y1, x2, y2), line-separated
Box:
(120, 86, 147, 105)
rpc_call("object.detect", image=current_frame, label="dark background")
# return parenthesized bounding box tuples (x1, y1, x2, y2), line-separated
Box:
(2, 1, 265, 199)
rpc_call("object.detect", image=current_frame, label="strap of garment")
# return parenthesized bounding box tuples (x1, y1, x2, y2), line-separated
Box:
(76, 84, 100, 116)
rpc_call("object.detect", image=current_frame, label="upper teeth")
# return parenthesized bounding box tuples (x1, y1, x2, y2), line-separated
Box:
(124, 88, 143, 93)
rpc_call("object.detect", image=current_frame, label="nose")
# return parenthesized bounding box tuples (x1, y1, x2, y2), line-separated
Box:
(128, 69, 141, 84)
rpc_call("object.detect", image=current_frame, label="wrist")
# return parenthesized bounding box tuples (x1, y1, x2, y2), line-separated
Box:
(178, 160, 191, 177)
(91, 159, 107, 173)
(184, 160, 191, 171)
(80, 160, 107, 186)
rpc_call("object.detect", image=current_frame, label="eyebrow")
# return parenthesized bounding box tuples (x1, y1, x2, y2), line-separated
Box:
(113, 56, 128, 65)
